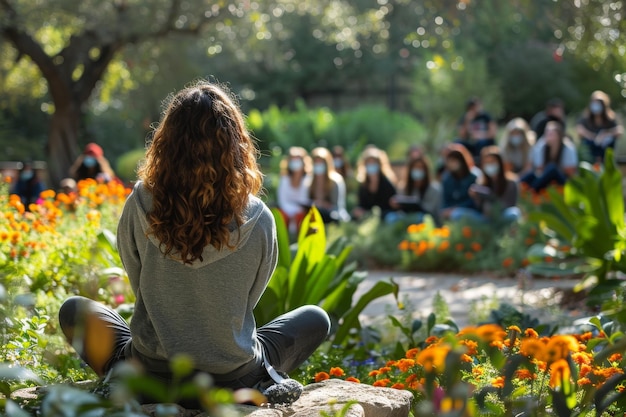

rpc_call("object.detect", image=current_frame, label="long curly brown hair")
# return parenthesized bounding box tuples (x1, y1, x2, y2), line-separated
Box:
(137, 81, 263, 264)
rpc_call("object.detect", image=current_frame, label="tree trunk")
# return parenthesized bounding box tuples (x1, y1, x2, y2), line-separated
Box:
(46, 103, 82, 187)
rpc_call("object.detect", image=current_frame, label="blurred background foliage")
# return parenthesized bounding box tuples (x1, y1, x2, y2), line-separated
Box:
(1, 0, 625, 183)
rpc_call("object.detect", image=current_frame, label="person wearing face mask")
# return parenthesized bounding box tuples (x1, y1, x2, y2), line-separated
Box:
(500, 118, 535, 175)
(576, 90, 623, 163)
(352, 146, 398, 222)
(439, 144, 481, 222)
(69, 142, 116, 183)
(531, 98, 567, 140)
(308, 147, 351, 223)
(277, 147, 312, 235)
(521, 121, 578, 192)
(389, 155, 441, 225)
(469, 147, 521, 225)
(10, 160, 46, 208)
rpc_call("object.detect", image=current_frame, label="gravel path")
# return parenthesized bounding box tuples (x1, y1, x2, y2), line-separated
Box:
(355, 270, 588, 330)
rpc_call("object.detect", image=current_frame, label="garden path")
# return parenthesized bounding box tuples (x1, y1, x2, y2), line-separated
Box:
(355, 270, 589, 330)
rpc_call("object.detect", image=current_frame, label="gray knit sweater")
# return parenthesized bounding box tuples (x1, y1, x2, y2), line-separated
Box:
(116, 181, 278, 375)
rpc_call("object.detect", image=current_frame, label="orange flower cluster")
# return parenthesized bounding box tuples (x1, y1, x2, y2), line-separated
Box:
(313, 323, 625, 409)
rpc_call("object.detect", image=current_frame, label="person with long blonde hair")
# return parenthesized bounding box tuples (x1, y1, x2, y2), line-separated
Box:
(58, 80, 330, 406)
(308, 146, 351, 223)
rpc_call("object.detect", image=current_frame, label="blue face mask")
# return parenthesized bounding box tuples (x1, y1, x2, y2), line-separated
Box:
(83, 156, 97, 168)
(313, 162, 326, 175)
(411, 168, 425, 181)
(288, 159, 304, 172)
(483, 163, 500, 177)
(589, 101, 604, 115)
(20, 170, 34, 181)
(334, 158, 344, 168)
(365, 163, 380, 176)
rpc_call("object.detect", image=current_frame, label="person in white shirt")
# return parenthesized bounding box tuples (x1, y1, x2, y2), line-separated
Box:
(520, 121, 578, 192)
(276, 147, 312, 233)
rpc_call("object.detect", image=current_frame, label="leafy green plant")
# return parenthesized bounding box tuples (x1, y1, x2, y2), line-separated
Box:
(254, 207, 399, 348)
(527, 149, 626, 308)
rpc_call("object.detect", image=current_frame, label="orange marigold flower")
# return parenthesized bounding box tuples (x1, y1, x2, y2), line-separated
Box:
(577, 377, 592, 386)
(472, 367, 484, 377)
(398, 240, 410, 251)
(524, 328, 539, 338)
(464, 252, 474, 260)
(521, 258, 530, 267)
(373, 379, 390, 387)
(460, 354, 473, 363)
(379, 366, 392, 374)
(502, 257, 514, 268)
(405, 348, 419, 359)
(577, 332, 593, 342)
(608, 353, 623, 363)
(572, 352, 592, 366)
(345, 377, 360, 383)
(438, 241, 450, 252)
(515, 369, 536, 380)
(460, 339, 478, 356)
(407, 223, 427, 234)
(314, 372, 330, 382)
(476, 324, 507, 342)
(396, 358, 415, 373)
(470, 242, 482, 252)
(425, 336, 439, 345)
(417, 345, 450, 374)
(455, 243, 465, 251)
(329, 367, 345, 377)
(462, 226, 472, 238)
(391, 382, 405, 390)
(520, 338, 546, 361)
(549, 359, 571, 389)
(545, 335, 579, 363)
(40, 189, 56, 199)
(368, 370, 380, 377)
(508, 325, 521, 333)
(491, 376, 505, 388)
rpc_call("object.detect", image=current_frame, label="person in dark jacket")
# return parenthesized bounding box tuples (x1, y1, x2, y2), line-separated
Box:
(440, 143, 481, 222)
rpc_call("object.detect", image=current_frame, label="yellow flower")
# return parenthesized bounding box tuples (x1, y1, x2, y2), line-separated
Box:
(545, 335, 578, 363)
(549, 359, 571, 389)
(417, 345, 450, 374)
(491, 376, 505, 388)
(520, 338, 546, 361)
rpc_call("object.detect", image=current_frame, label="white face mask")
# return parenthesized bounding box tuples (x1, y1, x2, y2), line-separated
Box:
(483, 163, 500, 177)
(365, 163, 380, 176)
(334, 157, 344, 168)
(411, 168, 425, 181)
(288, 159, 304, 172)
(509, 134, 524, 147)
(590, 101, 604, 115)
(313, 162, 326, 175)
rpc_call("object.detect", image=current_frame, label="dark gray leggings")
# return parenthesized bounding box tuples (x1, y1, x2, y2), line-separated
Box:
(58, 296, 331, 389)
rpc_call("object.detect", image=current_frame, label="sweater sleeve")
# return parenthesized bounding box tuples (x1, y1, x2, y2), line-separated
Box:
(117, 192, 142, 293)
(250, 207, 278, 308)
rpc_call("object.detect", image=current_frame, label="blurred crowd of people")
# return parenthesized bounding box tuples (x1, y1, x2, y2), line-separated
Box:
(276, 90, 624, 233)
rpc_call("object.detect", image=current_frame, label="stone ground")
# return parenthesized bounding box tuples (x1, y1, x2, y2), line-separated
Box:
(355, 269, 592, 331)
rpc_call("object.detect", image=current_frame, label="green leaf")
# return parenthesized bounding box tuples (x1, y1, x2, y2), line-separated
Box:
(601, 149, 625, 229)
(270, 208, 292, 271)
(331, 279, 398, 347)
(0, 365, 42, 386)
(5, 399, 33, 417)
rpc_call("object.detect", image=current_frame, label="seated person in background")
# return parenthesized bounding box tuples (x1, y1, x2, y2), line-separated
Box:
(10, 160, 45, 208)
(470, 146, 521, 224)
(69, 142, 116, 182)
(439, 144, 481, 222)
(277, 147, 312, 234)
(576, 90, 623, 163)
(331, 145, 352, 179)
(389, 155, 441, 225)
(352, 146, 398, 222)
(309, 147, 351, 223)
(500, 117, 535, 175)
(456, 97, 498, 162)
(521, 121, 578, 192)
(531, 97, 567, 140)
